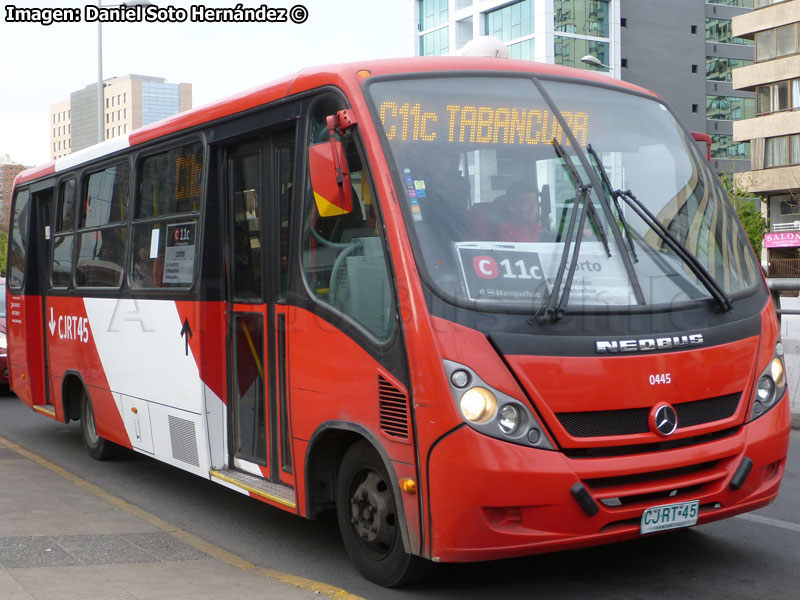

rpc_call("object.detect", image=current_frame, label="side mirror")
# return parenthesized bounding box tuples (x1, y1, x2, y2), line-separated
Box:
(308, 139, 352, 217)
(308, 111, 358, 217)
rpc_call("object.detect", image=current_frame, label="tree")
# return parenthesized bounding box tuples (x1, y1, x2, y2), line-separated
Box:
(0, 230, 6, 277)
(720, 173, 767, 258)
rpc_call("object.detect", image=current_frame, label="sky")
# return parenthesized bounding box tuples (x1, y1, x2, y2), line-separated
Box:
(0, 0, 415, 166)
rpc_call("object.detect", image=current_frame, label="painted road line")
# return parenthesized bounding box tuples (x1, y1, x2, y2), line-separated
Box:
(735, 512, 800, 533)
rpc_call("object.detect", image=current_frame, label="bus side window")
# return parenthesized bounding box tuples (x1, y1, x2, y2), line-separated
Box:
(130, 142, 203, 289)
(300, 100, 395, 341)
(8, 188, 31, 290)
(51, 178, 76, 289)
(75, 163, 129, 289)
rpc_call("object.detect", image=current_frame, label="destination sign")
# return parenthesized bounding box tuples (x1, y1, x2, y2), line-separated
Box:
(378, 101, 589, 147)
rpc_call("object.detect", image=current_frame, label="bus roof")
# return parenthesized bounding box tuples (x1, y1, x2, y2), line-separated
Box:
(13, 56, 658, 189)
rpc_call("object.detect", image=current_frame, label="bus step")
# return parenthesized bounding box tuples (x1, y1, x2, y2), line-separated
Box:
(32, 405, 56, 418)
(210, 469, 296, 509)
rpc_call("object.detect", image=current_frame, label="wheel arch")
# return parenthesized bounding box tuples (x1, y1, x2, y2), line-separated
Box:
(304, 421, 414, 556)
(60, 370, 88, 423)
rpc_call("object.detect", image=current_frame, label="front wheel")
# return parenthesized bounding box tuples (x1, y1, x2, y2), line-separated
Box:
(80, 388, 118, 460)
(335, 440, 432, 587)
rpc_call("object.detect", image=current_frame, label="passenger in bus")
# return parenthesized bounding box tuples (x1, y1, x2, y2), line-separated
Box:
(133, 246, 154, 287)
(496, 181, 542, 243)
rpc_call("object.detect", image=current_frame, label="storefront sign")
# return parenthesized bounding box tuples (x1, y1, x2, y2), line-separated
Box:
(765, 232, 800, 248)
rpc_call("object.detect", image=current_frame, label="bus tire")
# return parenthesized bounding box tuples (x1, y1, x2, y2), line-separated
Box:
(335, 440, 432, 587)
(80, 388, 118, 460)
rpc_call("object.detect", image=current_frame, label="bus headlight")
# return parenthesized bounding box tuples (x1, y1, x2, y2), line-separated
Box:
(498, 404, 520, 435)
(749, 344, 787, 421)
(444, 359, 554, 450)
(460, 388, 497, 423)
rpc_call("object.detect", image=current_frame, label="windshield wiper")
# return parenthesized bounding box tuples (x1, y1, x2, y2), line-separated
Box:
(586, 144, 638, 263)
(539, 139, 597, 322)
(613, 188, 733, 312)
(553, 140, 611, 258)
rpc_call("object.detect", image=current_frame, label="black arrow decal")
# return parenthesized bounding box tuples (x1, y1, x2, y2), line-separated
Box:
(180, 317, 193, 356)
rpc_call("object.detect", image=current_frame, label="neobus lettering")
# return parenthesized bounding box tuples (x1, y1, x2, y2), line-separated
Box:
(379, 101, 589, 146)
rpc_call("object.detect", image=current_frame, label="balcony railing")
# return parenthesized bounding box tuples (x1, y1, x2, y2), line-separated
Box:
(768, 258, 800, 278)
(772, 221, 800, 232)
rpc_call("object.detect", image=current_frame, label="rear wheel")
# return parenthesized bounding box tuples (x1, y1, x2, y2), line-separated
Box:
(335, 440, 432, 587)
(80, 388, 118, 460)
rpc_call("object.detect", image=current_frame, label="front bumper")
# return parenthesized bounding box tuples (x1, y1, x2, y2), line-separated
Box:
(426, 393, 791, 562)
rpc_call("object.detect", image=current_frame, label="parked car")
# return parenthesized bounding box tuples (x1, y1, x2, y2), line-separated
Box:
(0, 277, 7, 387)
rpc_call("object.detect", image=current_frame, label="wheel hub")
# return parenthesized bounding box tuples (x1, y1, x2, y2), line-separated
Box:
(349, 471, 395, 551)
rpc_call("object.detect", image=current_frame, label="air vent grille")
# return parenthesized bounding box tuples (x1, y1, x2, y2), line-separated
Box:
(379, 375, 409, 440)
(168, 415, 200, 467)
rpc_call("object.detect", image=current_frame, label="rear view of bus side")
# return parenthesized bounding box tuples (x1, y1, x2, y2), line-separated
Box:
(7, 57, 791, 586)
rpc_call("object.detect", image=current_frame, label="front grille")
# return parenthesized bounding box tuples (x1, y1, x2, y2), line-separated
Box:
(563, 427, 739, 459)
(557, 392, 741, 438)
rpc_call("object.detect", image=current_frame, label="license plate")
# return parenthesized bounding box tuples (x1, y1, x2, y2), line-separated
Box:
(641, 500, 699, 534)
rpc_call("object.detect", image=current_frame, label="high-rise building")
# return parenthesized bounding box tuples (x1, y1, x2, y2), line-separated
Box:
(417, 1, 618, 75)
(732, 0, 800, 275)
(621, 0, 755, 175)
(50, 75, 192, 160)
(412, 0, 755, 175)
(0, 155, 30, 231)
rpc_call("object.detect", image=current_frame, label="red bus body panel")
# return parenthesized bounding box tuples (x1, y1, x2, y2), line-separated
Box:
(7, 56, 791, 566)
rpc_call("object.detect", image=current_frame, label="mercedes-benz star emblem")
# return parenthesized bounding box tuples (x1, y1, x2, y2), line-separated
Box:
(652, 404, 678, 436)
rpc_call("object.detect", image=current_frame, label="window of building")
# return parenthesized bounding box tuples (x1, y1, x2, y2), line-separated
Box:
(707, 95, 756, 120)
(708, 0, 754, 6)
(711, 134, 750, 159)
(756, 24, 798, 61)
(756, 78, 800, 114)
(555, 36, 610, 70)
(778, 195, 799, 215)
(420, 0, 447, 30)
(765, 134, 800, 167)
(554, 0, 609, 38)
(691, 25, 697, 34)
(420, 26, 449, 56)
(486, 0, 534, 42)
(757, 0, 791, 7)
(706, 56, 753, 82)
(508, 38, 535, 60)
(705, 18, 753, 45)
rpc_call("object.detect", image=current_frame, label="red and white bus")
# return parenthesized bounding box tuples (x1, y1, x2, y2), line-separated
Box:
(7, 57, 791, 586)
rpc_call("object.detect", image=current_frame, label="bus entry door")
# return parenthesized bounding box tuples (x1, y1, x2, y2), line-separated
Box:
(224, 133, 294, 492)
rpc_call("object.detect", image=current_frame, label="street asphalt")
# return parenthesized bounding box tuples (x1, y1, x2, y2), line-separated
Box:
(0, 299, 797, 599)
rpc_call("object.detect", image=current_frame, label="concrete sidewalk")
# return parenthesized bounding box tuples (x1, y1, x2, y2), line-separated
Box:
(0, 437, 360, 600)
(777, 297, 800, 428)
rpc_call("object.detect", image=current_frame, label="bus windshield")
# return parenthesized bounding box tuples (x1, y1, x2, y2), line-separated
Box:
(366, 75, 759, 314)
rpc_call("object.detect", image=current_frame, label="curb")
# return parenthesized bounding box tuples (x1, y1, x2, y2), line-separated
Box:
(0, 435, 365, 600)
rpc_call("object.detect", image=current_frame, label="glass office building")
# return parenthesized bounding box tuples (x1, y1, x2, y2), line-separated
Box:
(417, 0, 619, 76)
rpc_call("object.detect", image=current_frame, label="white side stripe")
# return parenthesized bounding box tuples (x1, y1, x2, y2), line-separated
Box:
(83, 298, 202, 413)
(55, 134, 131, 172)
